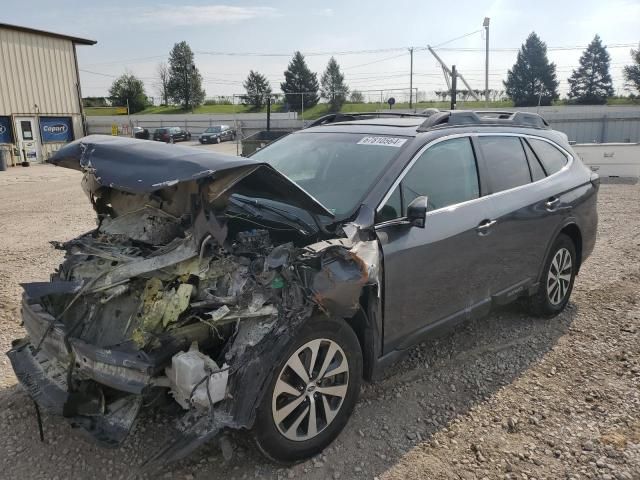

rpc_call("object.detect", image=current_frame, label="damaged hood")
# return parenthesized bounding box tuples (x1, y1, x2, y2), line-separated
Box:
(49, 135, 333, 217)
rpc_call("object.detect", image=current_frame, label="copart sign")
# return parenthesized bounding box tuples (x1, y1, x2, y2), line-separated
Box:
(0, 116, 12, 144)
(40, 117, 74, 143)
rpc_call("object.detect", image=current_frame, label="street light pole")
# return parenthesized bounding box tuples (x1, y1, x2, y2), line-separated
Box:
(409, 47, 414, 110)
(483, 17, 490, 107)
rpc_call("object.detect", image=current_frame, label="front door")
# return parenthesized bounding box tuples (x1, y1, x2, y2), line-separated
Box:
(376, 136, 494, 353)
(14, 117, 41, 163)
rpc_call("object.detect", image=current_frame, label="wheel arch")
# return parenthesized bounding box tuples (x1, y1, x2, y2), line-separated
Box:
(560, 223, 583, 273)
(538, 220, 583, 284)
(344, 285, 382, 382)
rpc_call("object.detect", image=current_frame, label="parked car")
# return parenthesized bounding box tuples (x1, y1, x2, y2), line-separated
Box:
(199, 125, 236, 144)
(153, 126, 191, 142)
(133, 126, 150, 140)
(7, 111, 598, 470)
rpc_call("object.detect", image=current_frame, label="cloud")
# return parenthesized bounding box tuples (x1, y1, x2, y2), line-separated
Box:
(135, 5, 279, 27)
(313, 8, 334, 17)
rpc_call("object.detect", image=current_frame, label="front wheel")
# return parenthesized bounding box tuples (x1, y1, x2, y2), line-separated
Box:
(528, 233, 576, 317)
(254, 317, 362, 463)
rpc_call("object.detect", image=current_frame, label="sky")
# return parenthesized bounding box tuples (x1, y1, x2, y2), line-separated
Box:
(3, 0, 639, 103)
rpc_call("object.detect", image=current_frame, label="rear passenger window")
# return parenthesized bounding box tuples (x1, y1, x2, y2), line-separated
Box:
(401, 137, 479, 212)
(478, 136, 531, 193)
(522, 139, 546, 181)
(528, 138, 568, 175)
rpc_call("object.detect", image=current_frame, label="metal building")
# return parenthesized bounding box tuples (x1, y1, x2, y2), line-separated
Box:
(0, 23, 96, 166)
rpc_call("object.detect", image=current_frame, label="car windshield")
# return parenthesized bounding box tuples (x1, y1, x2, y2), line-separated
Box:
(156, 128, 167, 133)
(205, 127, 222, 133)
(251, 132, 408, 217)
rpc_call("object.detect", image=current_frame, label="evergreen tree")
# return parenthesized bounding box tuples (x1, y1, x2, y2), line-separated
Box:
(280, 52, 319, 111)
(167, 41, 205, 110)
(623, 42, 640, 95)
(320, 57, 349, 112)
(568, 35, 614, 104)
(242, 70, 272, 109)
(504, 32, 559, 107)
(108, 73, 148, 113)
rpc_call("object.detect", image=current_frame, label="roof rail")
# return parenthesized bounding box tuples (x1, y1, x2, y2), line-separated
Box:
(306, 111, 431, 128)
(417, 110, 550, 132)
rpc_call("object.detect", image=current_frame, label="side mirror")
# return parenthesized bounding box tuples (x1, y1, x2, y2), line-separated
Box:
(406, 196, 428, 228)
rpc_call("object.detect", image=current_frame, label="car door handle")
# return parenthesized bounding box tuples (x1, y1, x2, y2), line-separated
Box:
(476, 219, 497, 234)
(545, 197, 560, 210)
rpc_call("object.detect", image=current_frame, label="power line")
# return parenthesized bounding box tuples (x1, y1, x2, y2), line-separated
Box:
(432, 43, 637, 52)
(431, 29, 484, 48)
(342, 52, 410, 70)
(79, 69, 118, 78)
(196, 47, 407, 57)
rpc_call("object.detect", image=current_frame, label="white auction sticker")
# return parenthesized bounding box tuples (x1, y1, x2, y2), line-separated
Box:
(357, 136, 407, 147)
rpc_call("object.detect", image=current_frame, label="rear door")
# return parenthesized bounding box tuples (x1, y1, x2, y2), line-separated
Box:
(376, 135, 495, 352)
(474, 134, 570, 297)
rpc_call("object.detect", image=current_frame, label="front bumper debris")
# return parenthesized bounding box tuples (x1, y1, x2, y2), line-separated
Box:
(7, 339, 143, 447)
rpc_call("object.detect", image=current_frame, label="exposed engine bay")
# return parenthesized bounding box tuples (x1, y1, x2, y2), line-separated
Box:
(6, 136, 380, 470)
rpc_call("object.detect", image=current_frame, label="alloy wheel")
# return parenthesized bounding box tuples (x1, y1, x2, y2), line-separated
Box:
(547, 247, 572, 305)
(271, 338, 349, 442)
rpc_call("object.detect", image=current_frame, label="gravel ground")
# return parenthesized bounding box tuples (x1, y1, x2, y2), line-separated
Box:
(0, 165, 638, 480)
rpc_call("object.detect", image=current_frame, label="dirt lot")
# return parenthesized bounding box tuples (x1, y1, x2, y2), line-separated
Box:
(0, 164, 638, 480)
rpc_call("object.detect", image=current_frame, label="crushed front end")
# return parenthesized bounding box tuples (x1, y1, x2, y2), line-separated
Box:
(7, 136, 379, 468)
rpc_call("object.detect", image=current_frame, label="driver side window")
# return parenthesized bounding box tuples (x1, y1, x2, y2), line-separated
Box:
(378, 137, 480, 221)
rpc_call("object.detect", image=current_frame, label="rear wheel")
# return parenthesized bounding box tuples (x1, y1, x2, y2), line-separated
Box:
(254, 317, 362, 463)
(528, 234, 576, 317)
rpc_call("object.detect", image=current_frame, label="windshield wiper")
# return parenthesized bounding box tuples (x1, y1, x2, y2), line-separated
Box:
(229, 197, 318, 235)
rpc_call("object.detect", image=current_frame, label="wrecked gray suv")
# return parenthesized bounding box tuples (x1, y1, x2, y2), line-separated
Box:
(8, 111, 598, 468)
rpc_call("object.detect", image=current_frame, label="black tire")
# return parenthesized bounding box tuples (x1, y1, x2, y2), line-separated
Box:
(528, 233, 576, 317)
(254, 317, 362, 463)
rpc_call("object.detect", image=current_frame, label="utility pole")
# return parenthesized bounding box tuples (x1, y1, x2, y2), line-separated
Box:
(427, 46, 480, 103)
(409, 47, 414, 110)
(266, 96, 271, 131)
(451, 65, 457, 110)
(483, 17, 490, 107)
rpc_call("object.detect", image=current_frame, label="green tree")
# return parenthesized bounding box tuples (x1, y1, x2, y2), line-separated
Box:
(242, 70, 272, 109)
(504, 32, 559, 107)
(623, 42, 640, 95)
(568, 35, 614, 104)
(108, 73, 148, 113)
(320, 57, 349, 112)
(349, 90, 364, 103)
(167, 41, 205, 110)
(280, 51, 319, 111)
(156, 62, 170, 106)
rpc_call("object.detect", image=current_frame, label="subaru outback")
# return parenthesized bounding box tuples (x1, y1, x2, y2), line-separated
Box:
(7, 110, 598, 469)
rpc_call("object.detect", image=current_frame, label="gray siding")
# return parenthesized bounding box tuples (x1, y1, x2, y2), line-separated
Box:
(0, 26, 84, 160)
